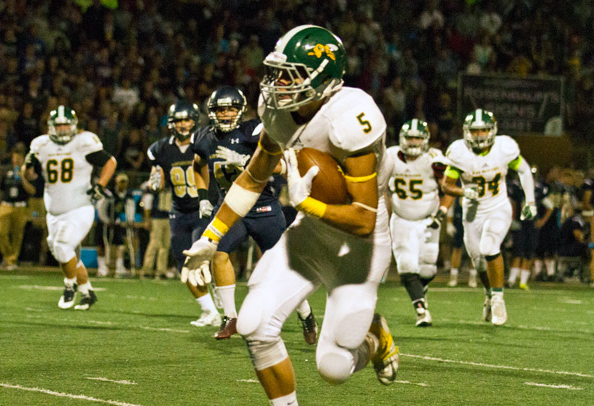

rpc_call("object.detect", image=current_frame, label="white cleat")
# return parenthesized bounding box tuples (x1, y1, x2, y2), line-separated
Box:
(447, 276, 458, 287)
(58, 285, 77, 309)
(190, 310, 222, 327)
(468, 273, 478, 288)
(490, 295, 507, 326)
(415, 308, 433, 327)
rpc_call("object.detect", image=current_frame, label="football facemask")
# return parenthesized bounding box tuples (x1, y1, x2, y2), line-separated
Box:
(399, 119, 430, 156)
(463, 109, 497, 151)
(207, 86, 247, 133)
(48, 105, 78, 145)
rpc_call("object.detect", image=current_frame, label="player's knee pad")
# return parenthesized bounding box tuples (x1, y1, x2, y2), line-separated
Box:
(52, 241, 76, 263)
(317, 350, 354, 385)
(479, 220, 506, 256)
(420, 264, 437, 279)
(396, 253, 419, 274)
(245, 338, 288, 371)
(236, 291, 266, 338)
(334, 309, 372, 349)
(420, 242, 439, 266)
(51, 222, 76, 263)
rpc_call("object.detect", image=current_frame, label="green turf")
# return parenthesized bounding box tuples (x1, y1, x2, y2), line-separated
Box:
(1, 270, 593, 405)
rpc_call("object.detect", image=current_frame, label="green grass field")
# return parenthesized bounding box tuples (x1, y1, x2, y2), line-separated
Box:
(1, 269, 593, 405)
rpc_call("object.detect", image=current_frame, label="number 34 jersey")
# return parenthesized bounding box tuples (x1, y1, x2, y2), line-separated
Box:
(29, 131, 103, 216)
(445, 135, 520, 213)
(386, 146, 445, 220)
(147, 136, 200, 213)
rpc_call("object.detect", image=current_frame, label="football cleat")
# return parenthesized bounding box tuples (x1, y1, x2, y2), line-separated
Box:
(214, 316, 237, 340)
(447, 274, 458, 287)
(519, 283, 529, 291)
(75, 290, 97, 310)
(298, 312, 318, 345)
(415, 308, 433, 327)
(490, 295, 507, 326)
(468, 273, 478, 288)
(369, 313, 399, 385)
(482, 296, 492, 322)
(190, 310, 222, 327)
(58, 284, 77, 309)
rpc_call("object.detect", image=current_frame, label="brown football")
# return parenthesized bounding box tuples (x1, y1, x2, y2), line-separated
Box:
(296, 148, 348, 205)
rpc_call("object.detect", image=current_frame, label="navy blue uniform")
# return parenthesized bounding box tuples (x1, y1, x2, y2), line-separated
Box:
(535, 180, 560, 258)
(192, 119, 285, 254)
(508, 178, 537, 259)
(148, 135, 209, 270)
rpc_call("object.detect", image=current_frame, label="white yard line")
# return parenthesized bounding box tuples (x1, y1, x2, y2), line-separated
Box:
(524, 382, 583, 390)
(395, 380, 429, 387)
(402, 354, 594, 378)
(0, 383, 148, 406)
(440, 318, 594, 335)
(86, 377, 137, 385)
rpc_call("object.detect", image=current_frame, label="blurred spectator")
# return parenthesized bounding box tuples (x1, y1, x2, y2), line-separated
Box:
(140, 184, 171, 279)
(117, 127, 147, 172)
(14, 102, 39, 147)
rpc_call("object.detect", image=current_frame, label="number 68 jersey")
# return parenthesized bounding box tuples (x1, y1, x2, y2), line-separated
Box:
(445, 135, 520, 213)
(29, 131, 103, 216)
(386, 146, 445, 220)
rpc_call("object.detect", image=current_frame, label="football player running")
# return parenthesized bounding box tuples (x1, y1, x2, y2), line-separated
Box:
(386, 119, 453, 327)
(25, 106, 117, 310)
(441, 109, 536, 326)
(183, 25, 398, 404)
(192, 85, 317, 343)
(147, 101, 220, 327)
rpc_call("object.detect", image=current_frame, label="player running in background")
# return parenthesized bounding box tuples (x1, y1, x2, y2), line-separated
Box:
(386, 119, 453, 327)
(183, 25, 399, 405)
(192, 85, 317, 342)
(25, 106, 117, 310)
(441, 109, 536, 326)
(147, 100, 220, 327)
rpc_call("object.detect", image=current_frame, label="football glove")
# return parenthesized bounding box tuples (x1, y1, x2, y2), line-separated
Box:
(181, 260, 212, 287)
(87, 184, 107, 204)
(520, 203, 537, 221)
(428, 206, 448, 229)
(181, 236, 218, 286)
(463, 186, 479, 201)
(284, 148, 319, 207)
(199, 199, 214, 219)
(149, 166, 163, 191)
(214, 146, 249, 167)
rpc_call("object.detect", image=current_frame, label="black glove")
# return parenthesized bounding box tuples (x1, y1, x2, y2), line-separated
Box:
(428, 206, 448, 229)
(87, 184, 107, 204)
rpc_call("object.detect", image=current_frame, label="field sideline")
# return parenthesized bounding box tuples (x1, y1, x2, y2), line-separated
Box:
(1, 269, 593, 405)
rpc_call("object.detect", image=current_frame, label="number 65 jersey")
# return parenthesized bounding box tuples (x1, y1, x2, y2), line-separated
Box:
(386, 146, 446, 220)
(29, 131, 103, 216)
(445, 135, 520, 214)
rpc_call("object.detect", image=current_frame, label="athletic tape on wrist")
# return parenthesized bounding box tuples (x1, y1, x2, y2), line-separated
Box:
(203, 217, 230, 242)
(224, 183, 261, 217)
(296, 197, 327, 218)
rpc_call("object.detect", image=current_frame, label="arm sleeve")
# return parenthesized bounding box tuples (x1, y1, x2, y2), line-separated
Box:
(85, 150, 113, 166)
(514, 155, 535, 204)
(444, 166, 462, 179)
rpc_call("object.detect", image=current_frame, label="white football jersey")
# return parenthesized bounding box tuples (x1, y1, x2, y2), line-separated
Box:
(30, 131, 103, 215)
(445, 135, 520, 213)
(387, 146, 444, 220)
(258, 86, 392, 245)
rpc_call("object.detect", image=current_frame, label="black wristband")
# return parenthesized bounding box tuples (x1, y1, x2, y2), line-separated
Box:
(198, 188, 208, 201)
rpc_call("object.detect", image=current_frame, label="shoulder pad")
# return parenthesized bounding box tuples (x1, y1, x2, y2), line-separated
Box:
(78, 131, 104, 153)
(29, 135, 49, 153)
(428, 147, 445, 163)
(496, 135, 520, 160)
(329, 89, 386, 153)
(444, 140, 467, 168)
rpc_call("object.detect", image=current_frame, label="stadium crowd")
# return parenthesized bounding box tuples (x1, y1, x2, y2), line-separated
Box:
(1, 0, 594, 287)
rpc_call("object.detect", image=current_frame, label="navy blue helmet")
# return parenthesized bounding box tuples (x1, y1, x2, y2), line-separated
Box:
(167, 100, 200, 141)
(207, 86, 247, 133)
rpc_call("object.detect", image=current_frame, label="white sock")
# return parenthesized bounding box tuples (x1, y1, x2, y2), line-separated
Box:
(508, 267, 520, 284)
(533, 260, 542, 275)
(116, 257, 125, 270)
(296, 300, 311, 319)
(520, 269, 531, 285)
(492, 290, 504, 300)
(545, 259, 555, 276)
(216, 285, 237, 318)
(450, 268, 459, 277)
(469, 268, 477, 277)
(97, 256, 106, 267)
(269, 392, 298, 406)
(64, 276, 77, 287)
(197, 294, 217, 312)
(78, 281, 92, 295)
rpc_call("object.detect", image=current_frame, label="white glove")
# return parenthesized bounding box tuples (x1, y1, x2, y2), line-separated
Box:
(149, 167, 163, 191)
(463, 186, 479, 201)
(181, 261, 212, 287)
(181, 236, 218, 286)
(215, 145, 249, 167)
(428, 206, 448, 229)
(284, 148, 319, 207)
(199, 199, 213, 219)
(520, 203, 537, 221)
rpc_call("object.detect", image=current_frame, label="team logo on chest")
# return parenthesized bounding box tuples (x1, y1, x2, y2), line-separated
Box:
(230, 138, 239, 144)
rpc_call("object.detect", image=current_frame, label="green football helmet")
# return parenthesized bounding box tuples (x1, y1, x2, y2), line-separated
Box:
(463, 109, 497, 151)
(399, 119, 430, 156)
(48, 105, 78, 145)
(260, 25, 346, 111)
